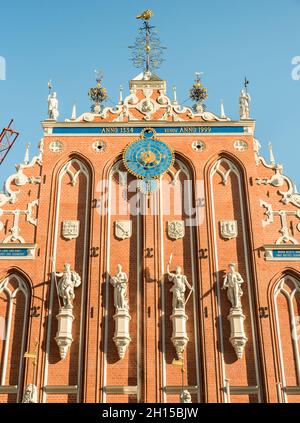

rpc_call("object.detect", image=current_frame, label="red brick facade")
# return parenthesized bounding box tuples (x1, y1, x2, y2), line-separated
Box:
(0, 74, 300, 403)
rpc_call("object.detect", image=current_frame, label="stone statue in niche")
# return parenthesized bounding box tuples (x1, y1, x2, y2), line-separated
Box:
(48, 92, 59, 120)
(167, 254, 193, 359)
(56, 263, 81, 308)
(222, 263, 244, 309)
(110, 264, 129, 310)
(222, 263, 248, 359)
(180, 390, 192, 403)
(110, 264, 131, 359)
(55, 264, 81, 359)
(22, 384, 38, 403)
(239, 89, 251, 119)
(167, 254, 193, 311)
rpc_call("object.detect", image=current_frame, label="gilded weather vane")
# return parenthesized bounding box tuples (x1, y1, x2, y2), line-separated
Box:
(129, 10, 166, 75)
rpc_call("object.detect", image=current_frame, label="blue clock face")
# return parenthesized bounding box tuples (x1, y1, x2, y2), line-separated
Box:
(124, 135, 174, 179)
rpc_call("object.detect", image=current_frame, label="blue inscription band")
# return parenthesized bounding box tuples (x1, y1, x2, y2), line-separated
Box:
(0, 249, 29, 257)
(52, 126, 245, 135)
(272, 250, 300, 259)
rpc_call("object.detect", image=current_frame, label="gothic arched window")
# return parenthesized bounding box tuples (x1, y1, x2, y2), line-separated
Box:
(0, 274, 30, 403)
(274, 275, 300, 402)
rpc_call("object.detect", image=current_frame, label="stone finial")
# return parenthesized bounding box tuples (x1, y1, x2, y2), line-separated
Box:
(220, 99, 226, 118)
(172, 85, 178, 105)
(71, 104, 77, 120)
(118, 85, 124, 105)
(24, 143, 30, 165)
(268, 142, 276, 165)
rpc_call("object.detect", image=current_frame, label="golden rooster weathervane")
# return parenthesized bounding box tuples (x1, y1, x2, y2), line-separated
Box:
(136, 9, 154, 20)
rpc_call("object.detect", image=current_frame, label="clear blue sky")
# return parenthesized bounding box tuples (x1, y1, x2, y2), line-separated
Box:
(1, 0, 300, 186)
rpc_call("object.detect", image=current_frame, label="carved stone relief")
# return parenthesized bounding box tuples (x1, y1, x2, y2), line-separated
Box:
(234, 140, 248, 152)
(1, 199, 38, 243)
(22, 384, 38, 403)
(62, 220, 80, 240)
(114, 220, 132, 240)
(49, 140, 63, 153)
(168, 220, 185, 240)
(260, 200, 300, 244)
(220, 220, 238, 240)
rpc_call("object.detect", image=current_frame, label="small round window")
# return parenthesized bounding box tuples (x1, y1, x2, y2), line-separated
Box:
(92, 140, 106, 153)
(192, 140, 206, 152)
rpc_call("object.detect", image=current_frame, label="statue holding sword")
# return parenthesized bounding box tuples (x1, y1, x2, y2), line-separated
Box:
(167, 253, 193, 311)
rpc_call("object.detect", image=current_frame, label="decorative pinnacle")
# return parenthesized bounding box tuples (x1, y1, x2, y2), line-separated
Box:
(24, 143, 30, 165)
(118, 85, 124, 105)
(129, 10, 166, 74)
(220, 99, 226, 118)
(195, 72, 204, 83)
(94, 69, 104, 85)
(71, 104, 77, 120)
(88, 69, 107, 113)
(189, 71, 208, 113)
(268, 142, 276, 165)
(172, 85, 178, 105)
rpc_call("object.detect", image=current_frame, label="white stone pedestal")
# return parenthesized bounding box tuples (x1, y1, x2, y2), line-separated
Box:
(113, 308, 131, 360)
(170, 309, 189, 359)
(55, 306, 74, 360)
(228, 308, 248, 359)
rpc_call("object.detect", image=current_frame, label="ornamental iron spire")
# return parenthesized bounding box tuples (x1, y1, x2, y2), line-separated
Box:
(129, 10, 166, 76)
(189, 72, 208, 113)
(88, 69, 108, 114)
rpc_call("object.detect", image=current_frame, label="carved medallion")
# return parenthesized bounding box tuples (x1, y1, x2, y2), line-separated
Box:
(115, 220, 132, 240)
(192, 140, 206, 152)
(233, 140, 248, 152)
(62, 220, 80, 240)
(168, 220, 185, 240)
(92, 140, 106, 153)
(220, 220, 238, 240)
(49, 140, 63, 153)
